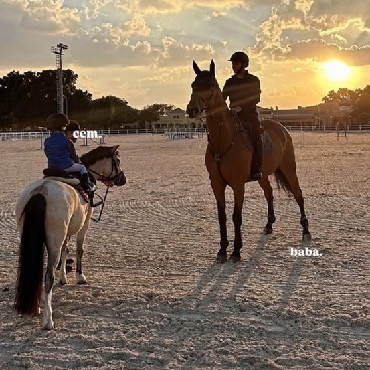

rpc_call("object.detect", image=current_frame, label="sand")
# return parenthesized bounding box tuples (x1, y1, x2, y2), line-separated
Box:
(0, 131, 369, 369)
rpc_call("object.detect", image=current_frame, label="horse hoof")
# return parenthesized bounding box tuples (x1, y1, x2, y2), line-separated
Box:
(263, 227, 273, 235)
(59, 279, 67, 285)
(216, 254, 227, 263)
(42, 321, 54, 330)
(302, 232, 312, 241)
(76, 273, 87, 284)
(229, 254, 241, 263)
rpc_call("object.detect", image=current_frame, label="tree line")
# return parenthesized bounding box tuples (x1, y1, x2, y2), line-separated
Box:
(0, 69, 175, 130)
(321, 86, 370, 125)
(1, 69, 370, 130)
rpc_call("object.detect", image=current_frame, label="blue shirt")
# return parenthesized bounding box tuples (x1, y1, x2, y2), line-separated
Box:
(44, 132, 74, 169)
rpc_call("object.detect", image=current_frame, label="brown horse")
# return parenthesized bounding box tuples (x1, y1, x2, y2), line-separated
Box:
(186, 60, 311, 262)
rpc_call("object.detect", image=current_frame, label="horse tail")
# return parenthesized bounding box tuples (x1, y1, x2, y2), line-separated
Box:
(15, 193, 46, 315)
(274, 167, 292, 195)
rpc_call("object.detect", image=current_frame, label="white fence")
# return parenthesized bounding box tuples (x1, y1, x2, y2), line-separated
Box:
(1, 124, 370, 145)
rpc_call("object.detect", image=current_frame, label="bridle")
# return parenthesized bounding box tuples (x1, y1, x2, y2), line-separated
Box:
(190, 75, 238, 185)
(86, 152, 125, 222)
(87, 153, 124, 185)
(190, 77, 217, 111)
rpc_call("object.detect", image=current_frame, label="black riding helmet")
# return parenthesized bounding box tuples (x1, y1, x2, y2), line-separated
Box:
(46, 113, 69, 131)
(65, 120, 80, 132)
(228, 51, 249, 67)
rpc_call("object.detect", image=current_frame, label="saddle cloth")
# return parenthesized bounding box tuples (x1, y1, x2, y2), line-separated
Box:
(232, 113, 273, 153)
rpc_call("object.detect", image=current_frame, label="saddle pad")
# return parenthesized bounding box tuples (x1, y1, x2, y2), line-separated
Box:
(234, 116, 273, 153)
(43, 168, 74, 178)
(261, 130, 273, 153)
(43, 177, 80, 186)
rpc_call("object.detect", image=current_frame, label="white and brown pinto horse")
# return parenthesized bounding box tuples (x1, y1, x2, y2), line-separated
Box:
(14, 145, 126, 330)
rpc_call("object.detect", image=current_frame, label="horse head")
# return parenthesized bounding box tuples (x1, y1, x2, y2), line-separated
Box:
(80, 145, 126, 187)
(186, 60, 217, 118)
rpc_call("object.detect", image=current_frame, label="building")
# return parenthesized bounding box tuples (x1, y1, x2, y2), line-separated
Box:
(259, 101, 353, 129)
(149, 108, 204, 130)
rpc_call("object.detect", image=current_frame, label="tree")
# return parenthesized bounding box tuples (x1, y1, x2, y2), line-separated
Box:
(352, 85, 370, 125)
(0, 69, 81, 128)
(81, 95, 138, 129)
(138, 104, 175, 126)
(322, 88, 359, 104)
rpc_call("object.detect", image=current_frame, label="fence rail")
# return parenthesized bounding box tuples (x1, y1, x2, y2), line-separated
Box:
(1, 124, 370, 142)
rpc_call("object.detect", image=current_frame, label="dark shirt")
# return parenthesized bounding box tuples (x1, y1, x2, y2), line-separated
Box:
(67, 139, 80, 163)
(222, 71, 261, 115)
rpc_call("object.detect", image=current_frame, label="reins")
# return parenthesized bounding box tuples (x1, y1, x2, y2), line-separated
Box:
(206, 117, 238, 186)
(85, 155, 123, 222)
(203, 83, 239, 185)
(91, 186, 109, 222)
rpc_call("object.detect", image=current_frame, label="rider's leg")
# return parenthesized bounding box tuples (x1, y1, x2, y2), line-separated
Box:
(249, 120, 263, 180)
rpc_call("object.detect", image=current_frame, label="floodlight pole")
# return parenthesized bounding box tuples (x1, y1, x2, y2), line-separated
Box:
(51, 43, 68, 114)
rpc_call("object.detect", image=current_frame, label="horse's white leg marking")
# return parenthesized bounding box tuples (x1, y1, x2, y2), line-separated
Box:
(75, 215, 91, 284)
(43, 230, 66, 330)
(59, 238, 69, 285)
(43, 289, 54, 330)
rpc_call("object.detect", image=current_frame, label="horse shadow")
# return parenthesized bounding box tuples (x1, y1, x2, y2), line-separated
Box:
(183, 234, 269, 311)
(160, 233, 308, 368)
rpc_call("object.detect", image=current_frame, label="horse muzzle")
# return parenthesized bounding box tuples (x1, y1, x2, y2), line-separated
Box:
(113, 172, 126, 186)
(186, 104, 199, 119)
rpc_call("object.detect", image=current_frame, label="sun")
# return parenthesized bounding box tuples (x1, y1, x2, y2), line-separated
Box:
(322, 60, 352, 81)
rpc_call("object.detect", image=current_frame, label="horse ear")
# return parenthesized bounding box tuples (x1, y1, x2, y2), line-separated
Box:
(193, 60, 201, 75)
(112, 144, 119, 153)
(210, 60, 215, 76)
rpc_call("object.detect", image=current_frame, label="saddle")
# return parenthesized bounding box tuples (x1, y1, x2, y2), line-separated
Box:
(232, 112, 273, 153)
(43, 168, 89, 203)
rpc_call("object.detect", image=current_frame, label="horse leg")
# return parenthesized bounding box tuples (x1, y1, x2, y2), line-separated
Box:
(230, 184, 245, 262)
(43, 233, 65, 330)
(212, 183, 229, 262)
(296, 190, 311, 241)
(259, 177, 276, 234)
(75, 220, 90, 284)
(59, 238, 69, 285)
(277, 164, 311, 241)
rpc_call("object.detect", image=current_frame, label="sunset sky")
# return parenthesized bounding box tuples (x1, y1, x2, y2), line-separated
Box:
(1, 0, 370, 110)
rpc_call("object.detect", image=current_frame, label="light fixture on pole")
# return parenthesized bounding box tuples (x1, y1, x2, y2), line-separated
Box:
(51, 43, 68, 114)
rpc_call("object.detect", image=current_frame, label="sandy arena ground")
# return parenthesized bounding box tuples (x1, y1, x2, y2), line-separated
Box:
(0, 131, 369, 369)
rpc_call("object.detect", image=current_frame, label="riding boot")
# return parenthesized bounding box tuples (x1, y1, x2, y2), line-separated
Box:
(250, 130, 263, 181)
(81, 173, 103, 207)
(80, 173, 95, 193)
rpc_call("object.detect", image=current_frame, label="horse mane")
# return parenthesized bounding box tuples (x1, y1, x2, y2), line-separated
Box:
(80, 146, 117, 166)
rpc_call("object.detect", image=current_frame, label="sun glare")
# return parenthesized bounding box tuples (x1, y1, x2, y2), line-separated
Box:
(322, 60, 352, 82)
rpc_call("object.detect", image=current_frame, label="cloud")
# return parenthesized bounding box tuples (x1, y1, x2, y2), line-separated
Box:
(82, 0, 112, 20)
(155, 37, 215, 67)
(19, 0, 80, 33)
(249, 0, 370, 67)
(273, 39, 370, 66)
(119, 14, 151, 36)
(123, 0, 278, 14)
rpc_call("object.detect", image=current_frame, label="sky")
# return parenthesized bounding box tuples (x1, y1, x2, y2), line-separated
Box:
(1, 0, 370, 110)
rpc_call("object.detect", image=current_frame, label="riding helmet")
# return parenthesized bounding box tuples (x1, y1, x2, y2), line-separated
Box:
(65, 120, 80, 132)
(228, 51, 249, 67)
(46, 113, 69, 131)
